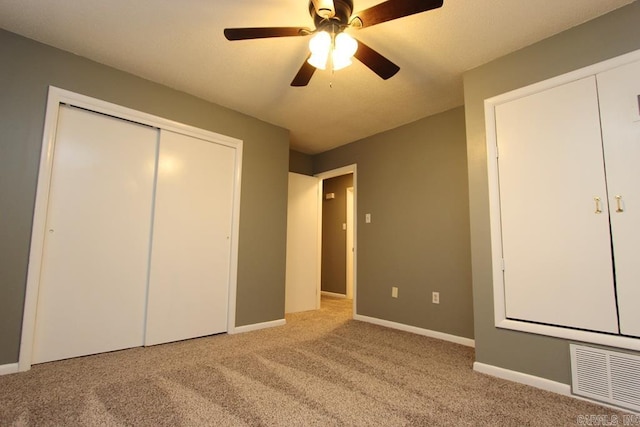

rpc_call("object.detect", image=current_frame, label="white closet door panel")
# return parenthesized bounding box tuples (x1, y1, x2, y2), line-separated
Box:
(33, 105, 157, 364)
(145, 130, 235, 346)
(495, 77, 619, 333)
(285, 173, 319, 314)
(598, 59, 640, 337)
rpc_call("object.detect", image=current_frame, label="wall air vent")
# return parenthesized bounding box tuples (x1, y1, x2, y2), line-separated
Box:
(570, 344, 640, 412)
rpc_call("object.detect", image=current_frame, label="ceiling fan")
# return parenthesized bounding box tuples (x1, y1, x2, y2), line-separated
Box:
(224, 0, 444, 86)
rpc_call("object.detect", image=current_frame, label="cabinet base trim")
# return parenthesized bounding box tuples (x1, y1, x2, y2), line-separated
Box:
(0, 363, 19, 376)
(230, 319, 286, 334)
(354, 314, 475, 347)
(497, 318, 640, 352)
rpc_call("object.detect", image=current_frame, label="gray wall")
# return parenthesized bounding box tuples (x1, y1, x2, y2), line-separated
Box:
(463, 2, 640, 384)
(289, 149, 314, 175)
(0, 29, 289, 365)
(321, 174, 353, 295)
(314, 107, 473, 339)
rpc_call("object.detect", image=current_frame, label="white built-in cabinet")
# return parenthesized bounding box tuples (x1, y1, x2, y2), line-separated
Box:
(26, 89, 241, 366)
(486, 52, 640, 348)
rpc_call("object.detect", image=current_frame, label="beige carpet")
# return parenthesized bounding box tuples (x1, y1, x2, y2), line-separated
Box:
(0, 297, 630, 426)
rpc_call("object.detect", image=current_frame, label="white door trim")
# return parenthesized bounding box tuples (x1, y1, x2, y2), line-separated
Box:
(315, 164, 357, 316)
(19, 86, 243, 371)
(346, 187, 354, 300)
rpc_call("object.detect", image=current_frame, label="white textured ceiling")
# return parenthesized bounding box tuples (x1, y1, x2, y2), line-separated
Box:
(0, 0, 634, 153)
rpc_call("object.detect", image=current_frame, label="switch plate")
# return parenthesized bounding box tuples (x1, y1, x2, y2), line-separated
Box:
(392, 287, 398, 298)
(432, 292, 440, 304)
(365, 213, 371, 223)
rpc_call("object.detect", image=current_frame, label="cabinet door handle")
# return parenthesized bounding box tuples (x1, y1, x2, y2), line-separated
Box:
(594, 196, 602, 214)
(615, 195, 624, 213)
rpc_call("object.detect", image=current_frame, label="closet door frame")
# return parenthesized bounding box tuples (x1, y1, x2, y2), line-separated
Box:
(19, 86, 243, 372)
(485, 49, 640, 352)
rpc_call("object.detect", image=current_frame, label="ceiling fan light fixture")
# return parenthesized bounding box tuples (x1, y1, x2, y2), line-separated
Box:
(331, 53, 352, 71)
(307, 31, 331, 70)
(308, 30, 357, 72)
(308, 52, 329, 70)
(332, 32, 357, 70)
(331, 51, 353, 71)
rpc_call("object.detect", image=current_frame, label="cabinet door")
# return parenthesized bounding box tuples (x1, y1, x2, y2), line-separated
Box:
(598, 60, 640, 338)
(495, 77, 619, 333)
(145, 130, 236, 346)
(33, 105, 157, 363)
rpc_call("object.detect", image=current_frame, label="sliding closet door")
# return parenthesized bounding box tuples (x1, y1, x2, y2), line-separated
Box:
(145, 130, 235, 346)
(32, 105, 157, 364)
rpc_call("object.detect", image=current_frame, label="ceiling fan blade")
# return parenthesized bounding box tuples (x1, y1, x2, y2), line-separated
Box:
(224, 27, 310, 41)
(353, 39, 400, 80)
(291, 56, 317, 87)
(353, 0, 443, 28)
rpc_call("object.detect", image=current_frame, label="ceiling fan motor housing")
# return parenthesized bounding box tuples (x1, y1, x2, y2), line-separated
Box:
(310, 0, 354, 27)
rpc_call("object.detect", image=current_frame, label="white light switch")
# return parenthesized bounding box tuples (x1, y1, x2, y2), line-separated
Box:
(365, 213, 371, 223)
(392, 287, 398, 298)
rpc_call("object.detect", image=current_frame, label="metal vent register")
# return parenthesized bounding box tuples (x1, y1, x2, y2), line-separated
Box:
(570, 344, 640, 411)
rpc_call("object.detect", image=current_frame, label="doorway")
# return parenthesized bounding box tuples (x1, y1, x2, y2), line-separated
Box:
(320, 174, 353, 297)
(315, 165, 357, 316)
(284, 165, 357, 317)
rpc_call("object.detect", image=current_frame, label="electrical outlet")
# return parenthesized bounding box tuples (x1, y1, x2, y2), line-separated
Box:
(432, 292, 440, 304)
(392, 287, 398, 298)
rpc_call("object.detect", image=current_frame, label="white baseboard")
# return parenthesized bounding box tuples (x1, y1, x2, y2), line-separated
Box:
(321, 291, 347, 299)
(472, 361, 640, 413)
(0, 363, 19, 376)
(354, 314, 475, 348)
(473, 362, 570, 395)
(229, 318, 286, 334)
